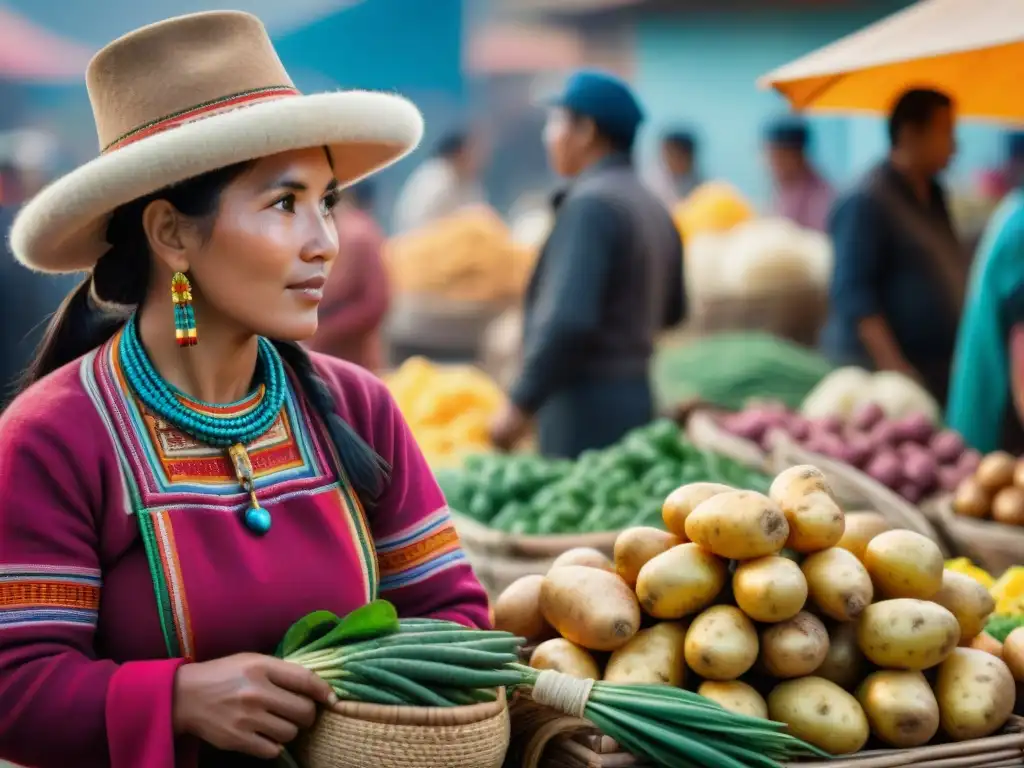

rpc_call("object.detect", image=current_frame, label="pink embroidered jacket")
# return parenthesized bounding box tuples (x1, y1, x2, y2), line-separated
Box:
(0, 333, 490, 768)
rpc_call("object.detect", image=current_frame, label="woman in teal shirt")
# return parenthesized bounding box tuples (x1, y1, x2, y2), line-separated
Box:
(947, 189, 1024, 453)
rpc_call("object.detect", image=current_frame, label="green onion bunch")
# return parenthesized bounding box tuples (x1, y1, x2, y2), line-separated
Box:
(279, 601, 829, 768)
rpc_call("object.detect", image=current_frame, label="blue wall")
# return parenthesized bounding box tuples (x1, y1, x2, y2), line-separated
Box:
(634, 4, 1007, 208)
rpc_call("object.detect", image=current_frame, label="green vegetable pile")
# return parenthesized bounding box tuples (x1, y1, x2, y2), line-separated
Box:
(435, 419, 770, 535)
(280, 600, 828, 768)
(654, 331, 833, 412)
(984, 613, 1024, 643)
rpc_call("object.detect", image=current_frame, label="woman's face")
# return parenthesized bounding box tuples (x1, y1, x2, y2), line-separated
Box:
(180, 148, 340, 342)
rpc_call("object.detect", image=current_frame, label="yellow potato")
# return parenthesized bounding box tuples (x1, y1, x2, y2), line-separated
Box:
(698, 680, 768, 719)
(614, 527, 682, 588)
(836, 511, 891, 561)
(540, 566, 641, 651)
(1002, 627, 1024, 681)
(931, 569, 996, 642)
(684, 605, 759, 681)
(635, 543, 727, 619)
(814, 621, 867, 690)
(801, 547, 874, 621)
(856, 670, 939, 748)
(863, 530, 944, 599)
(684, 491, 789, 560)
(548, 547, 615, 573)
(492, 574, 552, 641)
(760, 611, 830, 679)
(769, 464, 835, 501)
(529, 638, 601, 679)
(857, 599, 961, 671)
(768, 677, 870, 755)
(604, 622, 688, 686)
(732, 556, 808, 623)
(661, 482, 733, 539)
(936, 648, 1016, 740)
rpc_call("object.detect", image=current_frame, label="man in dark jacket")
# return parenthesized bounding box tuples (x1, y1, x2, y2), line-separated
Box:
(490, 70, 686, 458)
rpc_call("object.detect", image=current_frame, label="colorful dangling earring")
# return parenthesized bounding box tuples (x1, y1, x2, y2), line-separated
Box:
(171, 271, 198, 347)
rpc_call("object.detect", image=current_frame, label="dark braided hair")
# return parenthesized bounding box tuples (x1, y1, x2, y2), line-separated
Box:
(21, 161, 389, 506)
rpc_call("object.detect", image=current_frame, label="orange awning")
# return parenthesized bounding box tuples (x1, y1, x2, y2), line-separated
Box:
(0, 6, 93, 83)
(759, 0, 1024, 123)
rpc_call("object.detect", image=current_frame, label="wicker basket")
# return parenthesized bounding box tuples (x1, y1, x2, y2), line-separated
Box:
(298, 689, 509, 768)
(925, 495, 1024, 574)
(453, 513, 619, 597)
(685, 409, 770, 472)
(768, 433, 950, 555)
(687, 287, 827, 348)
(506, 697, 1024, 768)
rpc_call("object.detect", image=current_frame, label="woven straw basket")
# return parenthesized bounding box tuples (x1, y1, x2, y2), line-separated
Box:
(507, 696, 1024, 768)
(925, 495, 1024, 574)
(296, 688, 510, 768)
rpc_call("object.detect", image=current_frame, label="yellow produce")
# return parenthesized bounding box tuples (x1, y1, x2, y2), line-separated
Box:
(815, 621, 866, 690)
(801, 547, 874, 621)
(661, 482, 732, 539)
(548, 548, 615, 573)
(863, 529, 944, 600)
(613, 527, 682, 588)
(769, 465, 845, 553)
(539, 566, 640, 651)
(856, 670, 939, 748)
(492, 574, 551, 641)
(384, 357, 503, 466)
(943, 557, 995, 590)
(732, 556, 807, 623)
(990, 566, 1024, 615)
(698, 681, 768, 719)
(385, 205, 537, 302)
(858, 599, 960, 671)
(529, 638, 601, 680)
(936, 648, 1016, 740)
(684, 490, 789, 560)
(672, 181, 755, 243)
(837, 512, 891, 562)
(604, 622, 688, 686)
(684, 605, 759, 681)
(768, 677, 870, 755)
(969, 631, 1004, 658)
(931, 570, 996, 642)
(634, 543, 727, 619)
(760, 611, 830, 679)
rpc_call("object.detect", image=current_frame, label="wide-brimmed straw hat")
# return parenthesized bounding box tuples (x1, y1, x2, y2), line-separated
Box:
(10, 10, 424, 274)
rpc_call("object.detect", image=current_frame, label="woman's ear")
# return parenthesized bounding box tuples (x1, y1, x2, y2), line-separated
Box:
(142, 199, 198, 273)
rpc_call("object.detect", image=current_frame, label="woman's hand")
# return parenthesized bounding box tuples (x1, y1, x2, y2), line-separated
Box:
(172, 653, 337, 759)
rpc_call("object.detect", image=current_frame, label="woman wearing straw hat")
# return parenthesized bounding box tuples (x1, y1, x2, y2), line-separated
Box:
(0, 12, 489, 768)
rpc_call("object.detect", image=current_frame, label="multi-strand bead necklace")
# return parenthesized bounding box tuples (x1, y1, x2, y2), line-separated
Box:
(119, 315, 287, 534)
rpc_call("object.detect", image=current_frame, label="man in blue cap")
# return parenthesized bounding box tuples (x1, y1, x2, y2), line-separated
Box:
(764, 116, 833, 232)
(490, 69, 686, 458)
(649, 128, 701, 206)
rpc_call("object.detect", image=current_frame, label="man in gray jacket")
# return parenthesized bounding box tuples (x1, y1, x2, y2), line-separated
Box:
(490, 70, 686, 458)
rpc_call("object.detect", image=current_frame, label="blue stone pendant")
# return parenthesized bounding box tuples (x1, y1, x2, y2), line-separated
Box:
(244, 505, 272, 535)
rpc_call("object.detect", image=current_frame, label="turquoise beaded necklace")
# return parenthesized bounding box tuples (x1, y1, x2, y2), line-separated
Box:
(119, 315, 287, 535)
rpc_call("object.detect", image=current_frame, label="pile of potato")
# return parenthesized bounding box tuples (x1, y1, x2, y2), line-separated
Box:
(492, 465, 1020, 757)
(953, 450, 1024, 526)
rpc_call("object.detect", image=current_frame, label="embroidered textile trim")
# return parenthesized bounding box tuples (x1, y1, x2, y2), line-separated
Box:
(103, 85, 299, 153)
(0, 565, 101, 630)
(376, 507, 465, 592)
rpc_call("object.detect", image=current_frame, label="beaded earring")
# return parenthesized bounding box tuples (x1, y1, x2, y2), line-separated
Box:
(171, 271, 198, 347)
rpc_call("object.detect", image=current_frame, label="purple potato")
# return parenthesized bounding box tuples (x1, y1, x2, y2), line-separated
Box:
(897, 482, 927, 504)
(893, 413, 935, 445)
(865, 451, 904, 489)
(816, 415, 844, 435)
(903, 451, 938, 489)
(845, 435, 872, 468)
(851, 402, 885, 432)
(929, 430, 966, 464)
(787, 415, 811, 441)
(937, 465, 964, 493)
(957, 449, 982, 474)
(868, 421, 900, 449)
(723, 412, 767, 442)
